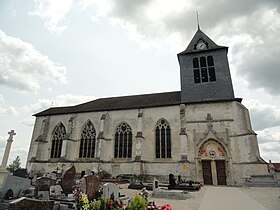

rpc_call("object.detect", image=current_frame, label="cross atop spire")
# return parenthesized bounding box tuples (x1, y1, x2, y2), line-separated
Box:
(196, 11, 200, 30)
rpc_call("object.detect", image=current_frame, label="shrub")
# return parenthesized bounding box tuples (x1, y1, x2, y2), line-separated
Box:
(126, 194, 148, 210)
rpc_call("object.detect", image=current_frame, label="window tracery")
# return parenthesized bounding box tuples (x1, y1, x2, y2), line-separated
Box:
(79, 120, 96, 158)
(155, 119, 171, 158)
(114, 122, 132, 158)
(51, 123, 66, 158)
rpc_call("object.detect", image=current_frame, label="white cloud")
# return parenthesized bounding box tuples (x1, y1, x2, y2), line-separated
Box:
(83, 0, 280, 95)
(23, 94, 96, 115)
(244, 100, 280, 130)
(19, 94, 95, 128)
(0, 95, 17, 116)
(53, 94, 96, 107)
(21, 118, 35, 127)
(29, 0, 73, 35)
(0, 30, 67, 91)
(256, 129, 280, 162)
(0, 134, 6, 148)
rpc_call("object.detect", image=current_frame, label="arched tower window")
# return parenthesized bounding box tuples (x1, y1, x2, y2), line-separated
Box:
(114, 122, 132, 158)
(207, 56, 216, 81)
(79, 120, 96, 158)
(155, 119, 171, 158)
(193, 56, 216, 83)
(51, 123, 66, 158)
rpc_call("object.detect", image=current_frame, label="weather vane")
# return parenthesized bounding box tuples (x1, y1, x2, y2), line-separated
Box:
(196, 11, 200, 30)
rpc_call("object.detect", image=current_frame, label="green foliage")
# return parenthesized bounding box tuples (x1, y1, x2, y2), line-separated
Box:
(80, 193, 90, 210)
(91, 199, 101, 210)
(126, 194, 148, 210)
(6, 156, 21, 173)
(79, 194, 123, 210)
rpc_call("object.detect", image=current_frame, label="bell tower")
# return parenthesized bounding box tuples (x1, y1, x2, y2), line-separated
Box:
(178, 29, 235, 103)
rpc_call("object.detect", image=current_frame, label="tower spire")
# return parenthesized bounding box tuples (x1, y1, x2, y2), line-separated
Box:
(196, 11, 200, 30)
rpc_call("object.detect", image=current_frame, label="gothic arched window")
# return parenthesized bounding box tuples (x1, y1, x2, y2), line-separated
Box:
(114, 122, 132, 158)
(193, 56, 216, 83)
(51, 122, 66, 158)
(79, 120, 96, 158)
(155, 119, 171, 158)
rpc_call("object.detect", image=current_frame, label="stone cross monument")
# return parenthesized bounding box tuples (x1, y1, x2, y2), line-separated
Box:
(0, 130, 16, 185)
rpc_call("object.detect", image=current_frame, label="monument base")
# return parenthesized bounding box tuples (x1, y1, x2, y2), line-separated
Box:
(0, 168, 8, 186)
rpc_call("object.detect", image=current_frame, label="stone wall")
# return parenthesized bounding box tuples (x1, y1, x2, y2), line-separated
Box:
(26, 100, 268, 186)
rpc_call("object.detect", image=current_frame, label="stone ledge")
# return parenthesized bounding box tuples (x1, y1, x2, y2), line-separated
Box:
(151, 189, 190, 200)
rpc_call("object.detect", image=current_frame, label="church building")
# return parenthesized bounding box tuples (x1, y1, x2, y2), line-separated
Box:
(26, 28, 268, 186)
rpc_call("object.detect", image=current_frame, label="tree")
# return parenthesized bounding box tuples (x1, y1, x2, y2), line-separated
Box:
(6, 156, 21, 173)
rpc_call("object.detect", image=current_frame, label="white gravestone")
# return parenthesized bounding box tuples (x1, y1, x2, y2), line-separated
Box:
(153, 178, 159, 191)
(103, 183, 119, 200)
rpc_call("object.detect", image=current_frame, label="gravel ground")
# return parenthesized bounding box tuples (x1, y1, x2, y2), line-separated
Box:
(118, 184, 280, 210)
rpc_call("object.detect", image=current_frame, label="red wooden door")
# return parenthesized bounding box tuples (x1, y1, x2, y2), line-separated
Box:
(202, 160, 213, 185)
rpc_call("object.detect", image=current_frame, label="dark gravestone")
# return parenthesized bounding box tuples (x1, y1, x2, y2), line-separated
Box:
(61, 165, 76, 195)
(13, 168, 28, 178)
(169, 174, 176, 186)
(178, 175, 181, 183)
(36, 177, 56, 191)
(81, 171, 85, 178)
(80, 175, 101, 200)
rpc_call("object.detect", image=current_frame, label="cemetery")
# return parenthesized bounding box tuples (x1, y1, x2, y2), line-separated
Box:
(1, 160, 202, 209)
(0, 129, 280, 209)
(1, 126, 277, 208)
(0, 130, 203, 209)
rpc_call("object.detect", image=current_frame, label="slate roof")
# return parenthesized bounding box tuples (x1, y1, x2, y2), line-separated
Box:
(34, 91, 182, 116)
(178, 29, 227, 55)
(34, 91, 242, 116)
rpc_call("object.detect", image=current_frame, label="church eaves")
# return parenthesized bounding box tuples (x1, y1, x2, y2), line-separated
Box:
(34, 91, 242, 117)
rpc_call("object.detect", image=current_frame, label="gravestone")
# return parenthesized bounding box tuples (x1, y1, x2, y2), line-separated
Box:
(38, 190, 49, 200)
(13, 168, 27, 178)
(48, 172, 57, 180)
(61, 165, 76, 195)
(49, 184, 63, 197)
(36, 176, 55, 199)
(0, 174, 31, 199)
(59, 204, 68, 210)
(103, 183, 119, 200)
(169, 174, 176, 186)
(80, 175, 101, 200)
(36, 177, 56, 191)
(178, 175, 181, 183)
(152, 178, 159, 191)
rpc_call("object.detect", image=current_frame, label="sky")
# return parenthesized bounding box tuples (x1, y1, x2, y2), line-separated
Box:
(0, 0, 280, 167)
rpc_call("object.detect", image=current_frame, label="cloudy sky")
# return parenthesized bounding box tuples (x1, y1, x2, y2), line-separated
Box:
(0, 0, 280, 167)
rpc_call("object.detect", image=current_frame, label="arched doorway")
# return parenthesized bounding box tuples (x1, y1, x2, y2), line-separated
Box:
(198, 139, 227, 185)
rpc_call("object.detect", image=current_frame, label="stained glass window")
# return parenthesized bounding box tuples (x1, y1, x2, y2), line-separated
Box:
(51, 123, 66, 158)
(155, 119, 171, 158)
(114, 122, 132, 158)
(79, 120, 96, 158)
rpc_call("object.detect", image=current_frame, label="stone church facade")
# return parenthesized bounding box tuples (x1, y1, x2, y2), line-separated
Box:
(26, 29, 268, 186)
